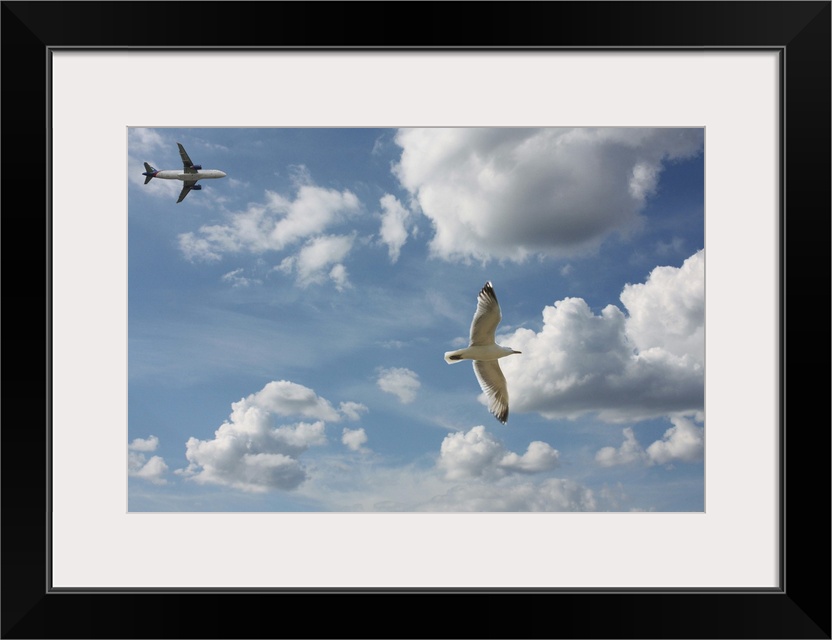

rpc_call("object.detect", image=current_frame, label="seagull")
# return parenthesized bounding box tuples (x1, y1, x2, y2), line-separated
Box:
(444, 281, 521, 424)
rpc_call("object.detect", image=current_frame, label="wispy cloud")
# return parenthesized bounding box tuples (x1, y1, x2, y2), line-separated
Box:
(415, 477, 598, 512)
(178, 184, 360, 262)
(339, 402, 369, 421)
(376, 367, 421, 404)
(277, 233, 355, 290)
(377, 194, 413, 263)
(287, 424, 596, 512)
(221, 268, 261, 288)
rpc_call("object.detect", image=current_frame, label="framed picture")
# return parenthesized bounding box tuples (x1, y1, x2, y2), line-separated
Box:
(3, 2, 829, 638)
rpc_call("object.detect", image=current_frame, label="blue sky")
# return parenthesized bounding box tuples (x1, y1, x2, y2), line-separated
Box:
(127, 127, 704, 512)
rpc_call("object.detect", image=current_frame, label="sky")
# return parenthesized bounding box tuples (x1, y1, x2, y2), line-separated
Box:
(127, 127, 705, 512)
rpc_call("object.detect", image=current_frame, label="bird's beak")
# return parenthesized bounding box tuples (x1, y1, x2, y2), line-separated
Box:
(514, 350, 522, 354)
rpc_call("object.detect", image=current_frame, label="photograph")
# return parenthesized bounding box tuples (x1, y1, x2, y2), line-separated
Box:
(4, 0, 828, 634)
(128, 126, 705, 513)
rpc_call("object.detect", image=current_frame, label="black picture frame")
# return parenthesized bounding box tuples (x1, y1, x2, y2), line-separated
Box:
(2, 2, 829, 638)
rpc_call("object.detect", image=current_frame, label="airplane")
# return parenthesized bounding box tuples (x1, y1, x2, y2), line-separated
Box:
(142, 142, 227, 203)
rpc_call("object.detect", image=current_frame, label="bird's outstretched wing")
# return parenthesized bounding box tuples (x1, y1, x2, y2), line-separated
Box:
(473, 359, 509, 424)
(469, 281, 502, 346)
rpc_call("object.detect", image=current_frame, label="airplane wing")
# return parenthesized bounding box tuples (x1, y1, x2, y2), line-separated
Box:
(177, 143, 198, 174)
(176, 181, 197, 203)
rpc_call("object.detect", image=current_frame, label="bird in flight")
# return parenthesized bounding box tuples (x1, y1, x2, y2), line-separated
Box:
(444, 281, 522, 424)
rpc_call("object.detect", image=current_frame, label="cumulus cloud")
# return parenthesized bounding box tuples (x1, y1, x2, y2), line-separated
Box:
(501, 250, 704, 422)
(437, 426, 559, 481)
(178, 380, 358, 492)
(241, 380, 344, 422)
(342, 427, 369, 452)
(277, 234, 355, 289)
(596, 416, 704, 467)
(129, 454, 170, 485)
(620, 251, 705, 359)
(392, 127, 703, 263)
(646, 415, 704, 465)
(128, 435, 168, 485)
(129, 435, 160, 452)
(376, 367, 421, 404)
(178, 184, 360, 262)
(595, 427, 650, 467)
(378, 194, 412, 263)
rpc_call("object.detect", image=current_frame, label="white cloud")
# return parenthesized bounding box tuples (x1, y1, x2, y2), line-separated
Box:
(128, 435, 159, 452)
(178, 184, 360, 262)
(646, 415, 704, 465)
(620, 249, 705, 360)
(129, 454, 170, 485)
(376, 367, 421, 404)
(221, 268, 260, 288)
(378, 194, 412, 263)
(342, 427, 369, 452)
(178, 380, 352, 492)
(234, 380, 342, 422)
(499, 440, 562, 474)
(417, 477, 597, 512)
(595, 427, 649, 467)
(329, 263, 351, 291)
(501, 250, 704, 422)
(296, 440, 593, 512)
(596, 416, 704, 467)
(339, 401, 369, 421)
(392, 127, 703, 263)
(128, 435, 168, 485)
(277, 234, 354, 289)
(128, 129, 182, 197)
(129, 128, 166, 156)
(437, 426, 559, 481)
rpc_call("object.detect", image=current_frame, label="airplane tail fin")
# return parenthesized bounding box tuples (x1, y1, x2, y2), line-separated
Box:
(143, 162, 156, 184)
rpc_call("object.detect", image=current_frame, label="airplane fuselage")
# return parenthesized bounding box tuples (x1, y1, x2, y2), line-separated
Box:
(152, 169, 227, 181)
(143, 143, 227, 202)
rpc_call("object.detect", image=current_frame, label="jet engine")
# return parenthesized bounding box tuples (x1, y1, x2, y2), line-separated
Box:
(190, 164, 202, 170)
(191, 184, 202, 190)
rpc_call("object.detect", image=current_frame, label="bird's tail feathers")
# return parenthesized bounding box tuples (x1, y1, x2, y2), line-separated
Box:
(444, 350, 465, 364)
